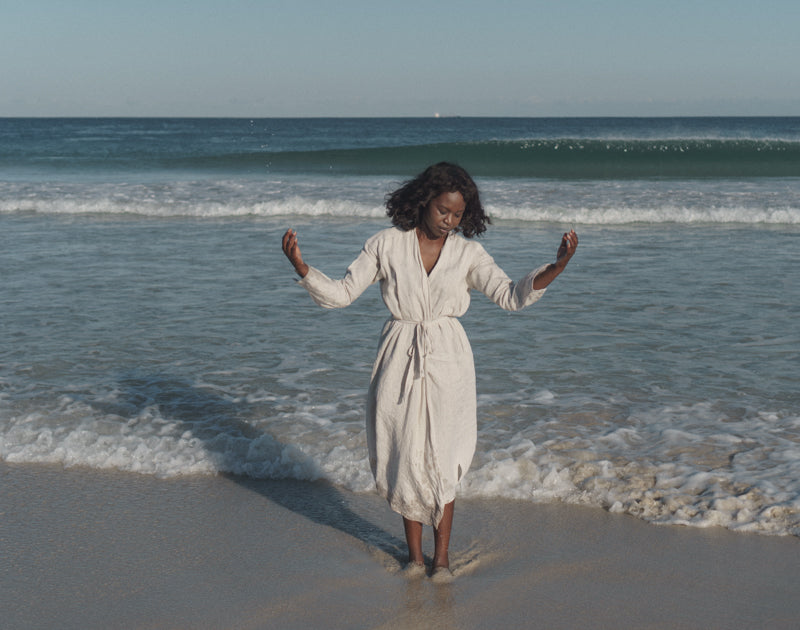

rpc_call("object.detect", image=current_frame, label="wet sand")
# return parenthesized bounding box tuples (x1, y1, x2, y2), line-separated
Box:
(2, 462, 798, 629)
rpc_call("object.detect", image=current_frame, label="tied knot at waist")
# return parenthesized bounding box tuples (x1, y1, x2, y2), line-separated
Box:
(392, 316, 455, 403)
(392, 316, 454, 359)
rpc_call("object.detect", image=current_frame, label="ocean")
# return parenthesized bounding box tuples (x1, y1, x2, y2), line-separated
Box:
(1, 117, 798, 538)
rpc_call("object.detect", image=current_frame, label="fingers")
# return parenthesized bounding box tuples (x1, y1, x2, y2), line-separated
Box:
(282, 228, 299, 256)
(557, 229, 578, 263)
(282, 228, 305, 270)
(562, 229, 578, 251)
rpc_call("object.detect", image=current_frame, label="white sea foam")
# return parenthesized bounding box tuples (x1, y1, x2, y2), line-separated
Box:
(0, 395, 373, 489)
(488, 203, 800, 224)
(2, 176, 799, 224)
(2, 194, 798, 224)
(0, 194, 383, 219)
(2, 390, 798, 536)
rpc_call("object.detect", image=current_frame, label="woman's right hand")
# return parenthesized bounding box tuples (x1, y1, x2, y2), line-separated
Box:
(282, 228, 309, 277)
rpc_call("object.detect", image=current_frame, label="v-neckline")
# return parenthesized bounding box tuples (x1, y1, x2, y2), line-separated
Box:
(415, 228, 448, 277)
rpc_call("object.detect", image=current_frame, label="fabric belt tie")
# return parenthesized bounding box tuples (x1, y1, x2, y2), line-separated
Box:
(394, 316, 451, 403)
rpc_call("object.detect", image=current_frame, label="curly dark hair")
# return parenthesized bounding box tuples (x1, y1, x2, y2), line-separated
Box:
(385, 162, 490, 238)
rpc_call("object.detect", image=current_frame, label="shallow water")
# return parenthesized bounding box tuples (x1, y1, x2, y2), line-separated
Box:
(1, 117, 799, 536)
(2, 212, 798, 536)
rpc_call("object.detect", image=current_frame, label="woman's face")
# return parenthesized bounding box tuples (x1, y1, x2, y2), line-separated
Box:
(422, 191, 465, 238)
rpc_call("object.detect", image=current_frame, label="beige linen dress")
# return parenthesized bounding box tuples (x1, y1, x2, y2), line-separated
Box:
(298, 227, 548, 526)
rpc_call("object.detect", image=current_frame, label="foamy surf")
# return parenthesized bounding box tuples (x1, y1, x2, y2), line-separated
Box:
(1, 187, 797, 224)
(2, 117, 799, 540)
(2, 385, 798, 536)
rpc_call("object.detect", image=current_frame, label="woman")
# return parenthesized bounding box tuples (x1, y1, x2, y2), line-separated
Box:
(282, 163, 577, 578)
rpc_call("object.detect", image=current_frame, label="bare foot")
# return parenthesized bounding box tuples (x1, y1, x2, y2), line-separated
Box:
(402, 561, 426, 579)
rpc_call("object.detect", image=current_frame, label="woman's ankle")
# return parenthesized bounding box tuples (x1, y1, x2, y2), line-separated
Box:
(432, 552, 449, 569)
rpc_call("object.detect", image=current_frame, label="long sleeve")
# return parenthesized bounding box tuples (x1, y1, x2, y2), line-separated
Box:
(466, 246, 548, 311)
(297, 243, 380, 309)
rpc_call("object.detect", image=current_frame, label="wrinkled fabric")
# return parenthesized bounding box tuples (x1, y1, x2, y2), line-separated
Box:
(298, 227, 548, 525)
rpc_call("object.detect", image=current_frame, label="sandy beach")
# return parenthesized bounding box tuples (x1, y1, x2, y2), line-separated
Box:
(2, 462, 797, 629)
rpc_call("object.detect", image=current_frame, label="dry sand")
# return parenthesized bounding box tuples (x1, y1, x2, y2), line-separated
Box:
(2, 462, 798, 629)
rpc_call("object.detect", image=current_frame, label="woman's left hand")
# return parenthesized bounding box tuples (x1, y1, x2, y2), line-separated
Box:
(282, 228, 310, 277)
(532, 229, 579, 290)
(556, 229, 578, 266)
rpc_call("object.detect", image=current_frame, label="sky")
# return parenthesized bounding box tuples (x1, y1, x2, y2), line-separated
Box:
(2, 0, 799, 117)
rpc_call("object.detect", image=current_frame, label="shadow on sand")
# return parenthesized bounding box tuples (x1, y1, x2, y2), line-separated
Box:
(113, 373, 406, 565)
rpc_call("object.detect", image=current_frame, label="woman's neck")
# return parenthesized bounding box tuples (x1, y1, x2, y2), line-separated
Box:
(415, 225, 445, 242)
